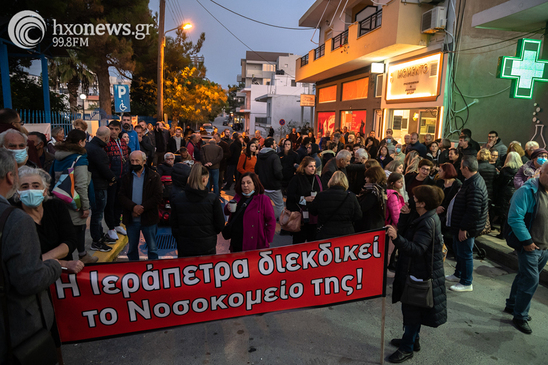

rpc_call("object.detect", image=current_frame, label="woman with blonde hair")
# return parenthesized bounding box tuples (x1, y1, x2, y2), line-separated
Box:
(170, 163, 225, 257)
(493, 151, 523, 238)
(308, 171, 362, 239)
(404, 150, 421, 175)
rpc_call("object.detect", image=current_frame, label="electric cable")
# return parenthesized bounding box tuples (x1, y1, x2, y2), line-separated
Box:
(310, 0, 331, 45)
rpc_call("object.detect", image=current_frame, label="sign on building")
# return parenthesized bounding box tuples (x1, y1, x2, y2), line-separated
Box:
(113, 84, 131, 113)
(300, 94, 315, 107)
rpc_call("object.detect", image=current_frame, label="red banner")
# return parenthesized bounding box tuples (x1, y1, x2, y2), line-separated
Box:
(51, 230, 387, 343)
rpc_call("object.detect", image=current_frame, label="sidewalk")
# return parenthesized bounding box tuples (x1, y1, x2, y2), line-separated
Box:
(475, 229, 548, 286)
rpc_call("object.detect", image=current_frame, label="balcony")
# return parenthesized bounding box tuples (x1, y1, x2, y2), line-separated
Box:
(296, 2, 429, 83)
(301, 54, 309, 67)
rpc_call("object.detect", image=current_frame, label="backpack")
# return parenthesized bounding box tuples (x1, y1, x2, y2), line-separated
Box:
(52, 155, 82, 210)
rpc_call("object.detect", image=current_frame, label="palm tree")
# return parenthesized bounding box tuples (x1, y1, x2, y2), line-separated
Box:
(49, 50, 96, 113)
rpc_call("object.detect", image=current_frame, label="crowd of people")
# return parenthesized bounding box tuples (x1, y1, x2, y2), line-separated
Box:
(1, 106, 547, 363)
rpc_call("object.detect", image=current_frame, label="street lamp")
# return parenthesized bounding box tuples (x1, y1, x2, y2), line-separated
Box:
(79, 93, 87, 119)
(157, 0, 192, 123)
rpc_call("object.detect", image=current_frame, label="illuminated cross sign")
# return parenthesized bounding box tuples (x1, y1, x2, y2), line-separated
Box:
(497, 38, 548, 99)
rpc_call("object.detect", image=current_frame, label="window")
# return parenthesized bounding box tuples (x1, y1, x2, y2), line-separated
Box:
(340, 110, 366, 135)
(317, 112, 336, 137)
(375, 74, 383, 98)
(263, 64, 275, 72)
(318, 85, 337, 103)
(342, 78, 369, 101)
(291, 79, 296, 87)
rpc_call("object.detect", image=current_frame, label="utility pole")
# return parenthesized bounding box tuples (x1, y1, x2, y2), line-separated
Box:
(157, 0, 165, 123)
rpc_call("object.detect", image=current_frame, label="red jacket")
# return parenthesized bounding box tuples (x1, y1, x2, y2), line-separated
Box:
(104, 138, 129, 179)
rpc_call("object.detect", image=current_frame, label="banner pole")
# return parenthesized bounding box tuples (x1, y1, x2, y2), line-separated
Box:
(380, 296, 386, 365)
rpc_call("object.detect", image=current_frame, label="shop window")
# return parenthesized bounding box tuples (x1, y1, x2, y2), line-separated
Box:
(342, 78, 368, 101)
(317, 112, 336, 136)
(375, 74, 383, 98)
(318, 85, 337, 103)
(340, 110, 366, 136)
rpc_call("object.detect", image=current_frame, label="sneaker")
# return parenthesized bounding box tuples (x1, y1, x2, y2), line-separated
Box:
(445, 274, 460, 282)
(91, 241, 112, 252)
(504, 307, 531, 321)
(388, 349, 413, 363)
(450, 283, 473, 292)
(115, 226, 127, 235)
(102, 232, 117, 243)
(107, 229, 119, 241)
(512, 318, 532, 334)
(390, 337, 420, 352)
(78, 252, 99, 264)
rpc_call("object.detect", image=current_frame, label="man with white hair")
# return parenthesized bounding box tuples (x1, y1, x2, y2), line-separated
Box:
(0, 129, 35, 168)
(157, 152, 175, 177)
(348, 148, 369, 194)
(118, 151, 162, 261)
(321, 150, 355, 188)
(524, 141, 540, 161)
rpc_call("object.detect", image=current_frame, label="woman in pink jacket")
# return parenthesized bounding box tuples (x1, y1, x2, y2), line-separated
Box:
(386, 172, 405, 271)
(225, 172, 276, 252)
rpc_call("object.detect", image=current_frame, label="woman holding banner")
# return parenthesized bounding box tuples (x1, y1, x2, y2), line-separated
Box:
(386, 185, 446, 363)
(224, 172, 276, 252)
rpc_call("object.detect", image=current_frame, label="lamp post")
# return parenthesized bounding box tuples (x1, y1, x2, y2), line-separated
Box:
(157, 0, 192, 123)
(79, 93, 87, 119)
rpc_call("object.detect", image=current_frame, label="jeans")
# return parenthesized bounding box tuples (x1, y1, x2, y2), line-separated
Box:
(452, 235, 474, 286)
(126, 221, 158, 261)
(399, 324, 421, 353)
(90, 189, 107, 242)
(206, 168, 220, 196)
(105, 182, 122, 230)
(265, 189, 284, 220)
(506, 249, 548, 320)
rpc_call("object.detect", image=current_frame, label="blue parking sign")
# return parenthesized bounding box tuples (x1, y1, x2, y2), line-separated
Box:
(113, 84, 131, 113)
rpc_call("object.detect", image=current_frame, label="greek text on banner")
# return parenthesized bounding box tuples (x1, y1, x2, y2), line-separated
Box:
(51, 230, 387, 343)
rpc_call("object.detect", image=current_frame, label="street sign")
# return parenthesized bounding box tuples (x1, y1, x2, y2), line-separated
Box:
(279, 119, 286, 126)
(113, 84, 131, 113)
(497, 38, 548, 99)
(300, 94, 315, 107)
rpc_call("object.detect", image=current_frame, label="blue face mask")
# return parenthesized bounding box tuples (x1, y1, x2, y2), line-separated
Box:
(537, 157, 547, 166)
(242, 190, 255, 197)
(18, 189, 45, 208)
(395, 148, 401, 153)
(11, 148, 28, 164)
(386, 138, 391, 143)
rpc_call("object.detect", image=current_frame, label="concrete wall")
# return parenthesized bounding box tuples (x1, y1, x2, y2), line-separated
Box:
(269, 96, 311, 139)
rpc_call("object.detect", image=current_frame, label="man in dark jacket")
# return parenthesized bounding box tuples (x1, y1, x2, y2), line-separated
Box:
(407, 132, 427, 158)
(0, 149, 62, 362)
(223, 133, 242, 190)
(201, 139, 223, 196)
(446, 155, 488, 292)
(118, 151, 163, 261)
(27, 132, 55, 173)
(321, 150, 352, 188)
(214, 133, 231, 189)
(461, 128, 481, 152)
(458, 133, 478, 156)
(135, 125, 154, 166)
(255, 137, 284, 219)
(86, 126, 117, 252)
(150, 122, 170, 165)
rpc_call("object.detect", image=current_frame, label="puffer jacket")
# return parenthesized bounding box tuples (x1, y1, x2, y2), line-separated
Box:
(393, 210, 447, 328)
(254, 148, 283, 190)
(278, 150, 300, 187)
(308, 186, 362, 239)
(386, 189, 405, 226)
(170, 186, 225, 257)
(477, 160, 497, 201)
(449, 172, 488, 237)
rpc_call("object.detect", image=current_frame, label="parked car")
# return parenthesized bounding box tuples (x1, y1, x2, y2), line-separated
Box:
(203, 123, 214, 135)
(222, 119, 229, 126)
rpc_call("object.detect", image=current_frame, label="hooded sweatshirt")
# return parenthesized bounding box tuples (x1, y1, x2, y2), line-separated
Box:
(255, 147, 283, 190)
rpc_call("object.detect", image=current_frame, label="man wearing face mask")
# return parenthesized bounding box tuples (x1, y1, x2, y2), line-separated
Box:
(121, 113, 140, 153)
(118, 151, 163, 261)
(28, 132, 55, 173)
(391, 143, 405, 164)
(379, 129, 398, 155)
(514, 148, 548, 189)
(0, 129, 36, 168)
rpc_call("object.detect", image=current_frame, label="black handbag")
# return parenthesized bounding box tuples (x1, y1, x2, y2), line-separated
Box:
(400, 219, 437, 309)
(0, 207, 58, 365)
(222, 197, 252, 240)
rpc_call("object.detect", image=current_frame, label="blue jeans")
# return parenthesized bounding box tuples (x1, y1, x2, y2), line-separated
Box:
(90, 189, 107, 242)
(207, 168, 219, 196)
(452, 235, 474, 286)
(506, 249, 548, 320)
(127, 221, 158, 261)
(399, 324, 421, 352)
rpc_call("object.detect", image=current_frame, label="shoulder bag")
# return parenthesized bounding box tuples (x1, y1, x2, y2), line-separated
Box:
(400, 219, 437, 309)
(0, 207, 58, 365)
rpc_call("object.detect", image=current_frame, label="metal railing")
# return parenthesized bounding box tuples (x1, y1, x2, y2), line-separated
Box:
(359, 9, 382, 37)
(331, 29, 349, 50)
(301, 54, 309, 66)
(18, 109, 76, 134)
(314, 44, 325, 60)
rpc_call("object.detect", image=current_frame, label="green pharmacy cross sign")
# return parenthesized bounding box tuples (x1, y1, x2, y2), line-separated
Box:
(497, 38, 548, 99)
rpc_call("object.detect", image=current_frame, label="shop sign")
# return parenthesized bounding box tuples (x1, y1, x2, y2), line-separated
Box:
(497, 38, 548, 99)
(300, 94, 315, 107)
(385, 53, 442, 103)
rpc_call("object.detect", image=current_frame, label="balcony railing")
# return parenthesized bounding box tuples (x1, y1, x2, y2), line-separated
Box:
(314, 44, 325, 60)
(359, 9, 382, 37)
(301, 54, 309, 67)
(331, 29, 349, 50)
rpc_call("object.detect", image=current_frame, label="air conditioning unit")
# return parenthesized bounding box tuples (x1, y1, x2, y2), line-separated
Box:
(421, 7, 446, 34)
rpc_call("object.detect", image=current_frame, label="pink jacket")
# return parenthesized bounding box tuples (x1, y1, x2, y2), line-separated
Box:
(227, 194, 276, 251)
(386, 189, 405, 226)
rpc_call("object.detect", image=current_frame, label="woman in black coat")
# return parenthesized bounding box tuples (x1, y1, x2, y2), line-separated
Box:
(477, 149, 497, 202)
(386, 185, 446, 363)
(355, 166, 386, 233)
(278, 139, 301, 193)
(435, 163, 462, 247)
(170, 163, 225, 257)
(493, 151, 522, 237)
(286, 157, 323, 244)
(308, 171, 362, 240)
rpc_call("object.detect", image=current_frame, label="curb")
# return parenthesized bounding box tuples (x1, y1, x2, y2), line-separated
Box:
(91, 234, 129, 263)
(475, 234, 548, 287)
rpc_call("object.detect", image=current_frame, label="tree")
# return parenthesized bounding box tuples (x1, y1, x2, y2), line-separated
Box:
(226, 82, 245, 114)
